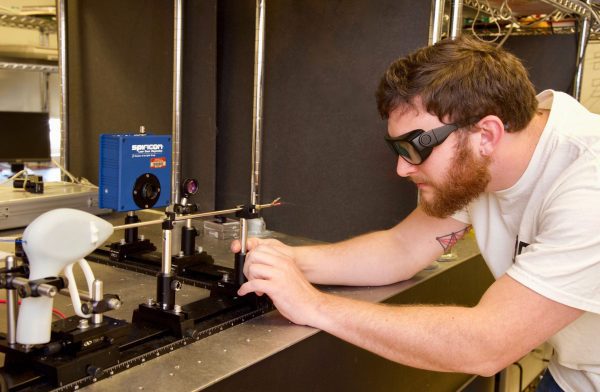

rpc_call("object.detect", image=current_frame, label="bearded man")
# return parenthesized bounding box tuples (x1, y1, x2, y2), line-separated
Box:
(234, 37, 600, 392)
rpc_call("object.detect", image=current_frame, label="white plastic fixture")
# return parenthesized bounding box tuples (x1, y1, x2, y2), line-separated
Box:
(16, 208, 113, 345)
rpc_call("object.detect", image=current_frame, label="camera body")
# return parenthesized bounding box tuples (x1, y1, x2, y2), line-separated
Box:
(99, 133, 171, 212)
(13, 174, 44, 194)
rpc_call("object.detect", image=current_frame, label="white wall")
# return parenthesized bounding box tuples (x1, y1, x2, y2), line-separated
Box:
(0, 1, 60, 156)
(580, 40, 600, 114)
(0, 21, 59, 115)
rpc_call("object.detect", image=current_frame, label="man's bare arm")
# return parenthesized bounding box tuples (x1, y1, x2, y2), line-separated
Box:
(293, 206, 471, 286)
(240, 257, 583, 376)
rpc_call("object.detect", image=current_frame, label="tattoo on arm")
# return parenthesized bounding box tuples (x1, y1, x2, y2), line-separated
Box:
(436, 226, 472, 252)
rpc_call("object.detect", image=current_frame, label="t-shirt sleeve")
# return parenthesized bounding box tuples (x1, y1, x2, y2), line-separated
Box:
(507, 161, 600, 313)
(451, 207, 471, 224)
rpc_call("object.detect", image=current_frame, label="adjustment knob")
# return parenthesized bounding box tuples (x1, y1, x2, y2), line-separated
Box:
(86, 365, 105, 378)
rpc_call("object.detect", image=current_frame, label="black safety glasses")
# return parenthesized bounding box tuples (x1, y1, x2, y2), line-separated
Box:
(384, 123, 458, 165)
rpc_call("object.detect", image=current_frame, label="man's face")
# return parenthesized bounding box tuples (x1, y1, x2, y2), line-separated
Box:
(387, 104, 491, 218)
(418, 135, 491, 218)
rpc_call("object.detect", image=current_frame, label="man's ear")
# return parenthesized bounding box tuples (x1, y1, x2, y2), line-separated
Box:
(475, 115, 505, 156)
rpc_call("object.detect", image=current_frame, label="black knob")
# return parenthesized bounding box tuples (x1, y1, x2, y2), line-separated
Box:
(42, 341, 63, 356)
(185, 329, 199, 339)
(86, 365, 104, 378)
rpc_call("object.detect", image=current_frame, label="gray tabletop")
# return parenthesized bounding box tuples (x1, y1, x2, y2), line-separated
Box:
(0, 212, 480, 391)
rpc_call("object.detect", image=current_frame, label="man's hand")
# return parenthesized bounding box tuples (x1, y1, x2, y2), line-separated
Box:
(230, 237, 292, 254)
(230, 238, 295, 276)
(236, 242, 324, 326)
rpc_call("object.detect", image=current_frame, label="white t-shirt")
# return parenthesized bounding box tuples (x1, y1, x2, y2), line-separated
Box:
(454, 90, 600, 391)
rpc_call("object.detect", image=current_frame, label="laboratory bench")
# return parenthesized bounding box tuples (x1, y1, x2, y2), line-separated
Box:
(0, 211, 495, 391)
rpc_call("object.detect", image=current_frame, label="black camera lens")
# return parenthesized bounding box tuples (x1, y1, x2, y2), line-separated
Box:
(133, 173, 162, 209)
(142, 183, 159, 200)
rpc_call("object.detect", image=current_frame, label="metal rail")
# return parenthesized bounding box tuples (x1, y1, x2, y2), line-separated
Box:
(57, 0, 68, 174)
(0, 59, 57, 72)
(464, 0, 596, 20)
(0, 12, 56, 33)
(429, 0, 445, 45)
(467, 26, 577, 36)
(450, 0, 464, 39)
(573, 0, 592, 100)
(250, 0, 266, 206)
(171, 0, 184, 206)
(112, 198, 281, 231)
(540, 0, 592, 18)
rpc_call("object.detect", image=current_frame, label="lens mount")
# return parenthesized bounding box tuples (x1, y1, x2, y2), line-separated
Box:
(133, 173, 161, 209)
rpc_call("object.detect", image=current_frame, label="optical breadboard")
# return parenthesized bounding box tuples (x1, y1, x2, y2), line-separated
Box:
(99, 133, 172, 212)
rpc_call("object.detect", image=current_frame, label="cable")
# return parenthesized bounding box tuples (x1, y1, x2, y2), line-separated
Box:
(52, 307, 67, 319)
(470, 0, 502, 43)
(497, 22, 515, 47)
(50, 159, 99, 189)
(51, 159, 79, 184)
(0, 170, 28, 187)
(469, 0, 517, 46)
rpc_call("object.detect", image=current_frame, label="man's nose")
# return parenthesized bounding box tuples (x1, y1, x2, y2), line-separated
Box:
(396, 157, 417, 177)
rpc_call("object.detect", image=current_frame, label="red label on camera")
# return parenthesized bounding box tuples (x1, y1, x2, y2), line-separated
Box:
(150, 157, 166, 168)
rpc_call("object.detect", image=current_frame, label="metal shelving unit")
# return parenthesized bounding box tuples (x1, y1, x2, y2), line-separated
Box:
(465, 0, 595, 19)
(429, 0, 599, 100)
(0, 12, 56, 33)
(0, 11, 58, 73)
(0, 56, 57, 73)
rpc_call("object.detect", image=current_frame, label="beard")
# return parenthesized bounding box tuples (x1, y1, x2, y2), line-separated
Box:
(417, 141, 491, 219)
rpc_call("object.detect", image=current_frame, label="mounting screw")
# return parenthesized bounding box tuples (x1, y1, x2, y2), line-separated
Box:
(78, 319, 90, 330)
(171, 280, 182, 291)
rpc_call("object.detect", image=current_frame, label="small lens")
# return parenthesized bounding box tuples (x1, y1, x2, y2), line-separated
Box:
(182, 178, 199, 195)
(142, 183, 159, 200)
(186, 181, 198, 194)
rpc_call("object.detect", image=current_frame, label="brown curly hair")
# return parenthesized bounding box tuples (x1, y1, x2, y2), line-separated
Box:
(376, 36, 538, 132)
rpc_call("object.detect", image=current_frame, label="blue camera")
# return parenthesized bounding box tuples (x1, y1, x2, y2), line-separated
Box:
(99, 133, 172, 212)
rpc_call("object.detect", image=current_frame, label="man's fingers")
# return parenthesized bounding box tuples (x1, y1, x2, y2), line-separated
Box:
(238, 279, 269, 296)
(246, 263, 273, 280)
(230, 239, 241, 253)
(243, 245, 289, 277)
(231, 237, 291, 253)
(230, 237, 272, 253)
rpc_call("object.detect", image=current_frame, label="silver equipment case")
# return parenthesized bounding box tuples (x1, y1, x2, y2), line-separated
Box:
(0, 182, 110, 230)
